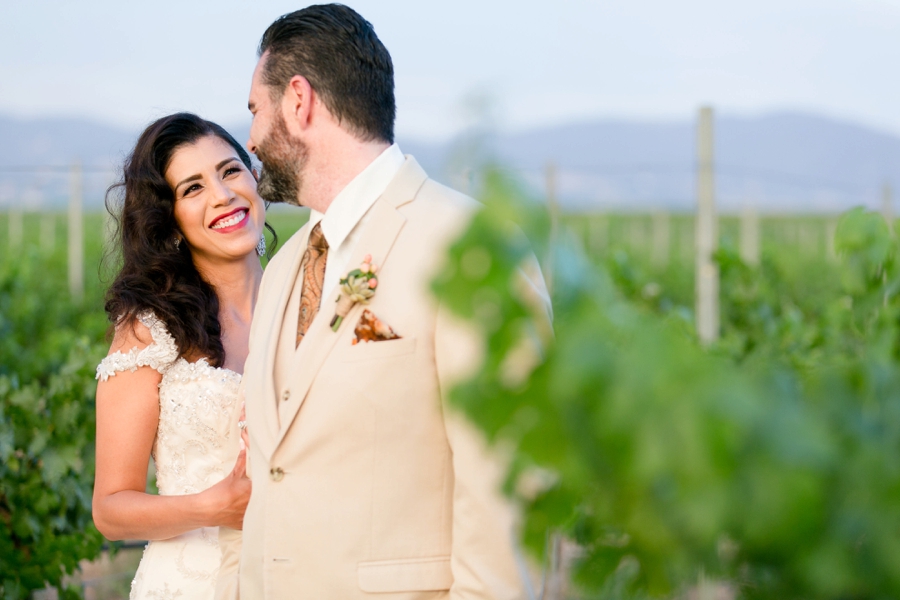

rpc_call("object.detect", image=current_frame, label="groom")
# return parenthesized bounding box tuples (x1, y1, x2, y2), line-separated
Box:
(225, 5, 549, 598)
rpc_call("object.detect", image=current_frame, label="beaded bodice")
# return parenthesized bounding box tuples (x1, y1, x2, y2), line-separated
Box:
(96, 312, 241, 496)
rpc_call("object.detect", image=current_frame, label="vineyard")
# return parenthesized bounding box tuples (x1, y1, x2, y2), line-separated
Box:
(438, 172, 900, 600)
(0, 189, 897, 598)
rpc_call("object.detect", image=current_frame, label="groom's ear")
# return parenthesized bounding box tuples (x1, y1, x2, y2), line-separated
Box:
(285, 75, 315, 132)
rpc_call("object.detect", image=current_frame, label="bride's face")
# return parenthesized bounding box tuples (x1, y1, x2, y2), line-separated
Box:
(165, 135, 266, 265)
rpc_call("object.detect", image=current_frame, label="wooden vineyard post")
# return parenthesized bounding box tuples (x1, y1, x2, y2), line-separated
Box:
(68, 162, 84, 303)
(826, 217, 838, 262)
(739, 204, 760, 266)
(542, 535, 581, 600)
(695, 106, 719, 344)
(545, 161, 559, 296)
(8, 206, 23, 251)
(652, 210, 670, 267)
(41, 212, 55, 254)
(588, 215, 608, 256)
(799, 223, 816, 257)
(883, 183, 893, 234)
(628, 218, 646, 256)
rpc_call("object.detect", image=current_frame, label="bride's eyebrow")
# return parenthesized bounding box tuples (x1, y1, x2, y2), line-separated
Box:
(175, 173, 202, 192)
(217, 157, 242, 170)
(174, 158, 242, 191)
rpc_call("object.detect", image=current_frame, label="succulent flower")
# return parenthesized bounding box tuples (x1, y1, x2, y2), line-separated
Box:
(331, 257, 379, 332)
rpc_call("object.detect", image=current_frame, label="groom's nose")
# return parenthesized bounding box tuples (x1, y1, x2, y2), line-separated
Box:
(246, 125, 259, 157)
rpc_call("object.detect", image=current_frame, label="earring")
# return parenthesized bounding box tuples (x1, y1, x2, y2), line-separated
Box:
(173, 236, 181, 250)
(256, 234, 267, 257)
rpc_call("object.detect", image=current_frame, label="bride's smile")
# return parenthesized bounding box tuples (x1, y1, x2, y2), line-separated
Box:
(210, 208, 250, 232)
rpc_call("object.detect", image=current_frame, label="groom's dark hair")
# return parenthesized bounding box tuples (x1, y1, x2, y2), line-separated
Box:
(259, 4, 395, 144)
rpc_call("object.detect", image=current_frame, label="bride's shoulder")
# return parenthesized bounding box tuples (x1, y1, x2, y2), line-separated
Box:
(108, 311, 172, 351)
(97, 311, 180, 381)
(108, 312, 151, 348)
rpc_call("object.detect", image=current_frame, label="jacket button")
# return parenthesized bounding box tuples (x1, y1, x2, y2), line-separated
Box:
(282, 390, 290, 401)
(270, 467, 284, 482)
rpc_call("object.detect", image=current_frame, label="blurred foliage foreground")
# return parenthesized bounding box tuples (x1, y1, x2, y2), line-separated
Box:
(1, 182, 898, 599)
(434, 171, 900, 600)
(0, 250, 107, 599)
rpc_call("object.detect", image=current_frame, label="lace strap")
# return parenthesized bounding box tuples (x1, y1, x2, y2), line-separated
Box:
(95, 311, 180, 381)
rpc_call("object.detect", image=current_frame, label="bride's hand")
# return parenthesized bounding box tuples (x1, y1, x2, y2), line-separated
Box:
(202, 439, 251, 530)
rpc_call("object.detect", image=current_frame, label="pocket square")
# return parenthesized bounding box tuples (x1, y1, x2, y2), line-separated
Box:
(353, 309, 400, 344)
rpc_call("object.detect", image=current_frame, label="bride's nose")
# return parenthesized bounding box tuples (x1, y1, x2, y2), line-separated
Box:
(208, 179, 235, 207)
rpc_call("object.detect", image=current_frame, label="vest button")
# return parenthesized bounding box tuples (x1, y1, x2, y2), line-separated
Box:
(282, 390, 290, 401)
(270, 467, 284, 482)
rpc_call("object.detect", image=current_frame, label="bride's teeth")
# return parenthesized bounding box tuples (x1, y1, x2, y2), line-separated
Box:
(212, 210, 247, 229)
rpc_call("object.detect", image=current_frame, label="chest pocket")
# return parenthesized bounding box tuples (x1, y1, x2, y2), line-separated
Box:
(340, 336, 417, 362)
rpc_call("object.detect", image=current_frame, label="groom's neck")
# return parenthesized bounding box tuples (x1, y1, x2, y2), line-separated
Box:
(300, 130, 390, 214)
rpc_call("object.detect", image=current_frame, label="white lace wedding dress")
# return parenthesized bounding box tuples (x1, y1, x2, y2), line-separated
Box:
(96, 311, 242, 600)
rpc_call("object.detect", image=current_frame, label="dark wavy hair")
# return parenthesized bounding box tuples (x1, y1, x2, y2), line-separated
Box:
(259, 4, 395, 143)
(103, 112, 275, 367)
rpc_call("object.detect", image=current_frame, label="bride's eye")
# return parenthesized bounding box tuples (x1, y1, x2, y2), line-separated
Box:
(223, 165, 242, 177)
(183, 183, 202, 196)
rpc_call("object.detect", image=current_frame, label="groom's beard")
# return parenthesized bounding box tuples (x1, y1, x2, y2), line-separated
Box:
(255, 113, 309, 206)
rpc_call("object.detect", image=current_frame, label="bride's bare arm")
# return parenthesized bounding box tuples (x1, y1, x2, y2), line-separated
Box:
(92, 322, 250, 541)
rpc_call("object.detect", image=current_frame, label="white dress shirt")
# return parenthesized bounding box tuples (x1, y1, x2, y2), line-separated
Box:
(306, 143, 405, 299)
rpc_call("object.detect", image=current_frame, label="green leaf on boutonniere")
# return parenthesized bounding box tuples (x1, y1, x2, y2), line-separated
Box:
(332, 257, 379, 332)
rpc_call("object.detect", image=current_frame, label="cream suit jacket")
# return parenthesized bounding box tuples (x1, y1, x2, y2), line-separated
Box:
(226, 157, 548, 599)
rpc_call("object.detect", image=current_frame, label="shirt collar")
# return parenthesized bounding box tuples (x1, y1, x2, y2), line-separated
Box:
(308, 143, 405, 249)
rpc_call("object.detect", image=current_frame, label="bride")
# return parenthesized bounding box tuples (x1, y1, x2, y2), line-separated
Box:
(93, 112, 269, 599)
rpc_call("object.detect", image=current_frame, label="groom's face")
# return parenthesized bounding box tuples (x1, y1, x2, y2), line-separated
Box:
(247, 56, 308, 206)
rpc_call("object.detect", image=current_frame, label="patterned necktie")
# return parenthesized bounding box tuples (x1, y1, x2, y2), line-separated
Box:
(296, 222, 329, 346)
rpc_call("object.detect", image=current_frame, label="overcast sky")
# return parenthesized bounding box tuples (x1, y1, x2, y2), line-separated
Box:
(2, 0, 900, 141)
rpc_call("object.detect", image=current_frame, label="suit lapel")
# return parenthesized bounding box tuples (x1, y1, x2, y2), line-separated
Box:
(255, 223, 311, 459)
(273, 198, 407, 449)
(269, 156, 428, 453)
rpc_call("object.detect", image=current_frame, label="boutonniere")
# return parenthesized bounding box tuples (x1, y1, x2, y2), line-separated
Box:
(331, 254, 379, 332)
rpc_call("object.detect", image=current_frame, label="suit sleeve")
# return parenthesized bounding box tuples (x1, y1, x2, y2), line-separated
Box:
(434, 252, 551, 600)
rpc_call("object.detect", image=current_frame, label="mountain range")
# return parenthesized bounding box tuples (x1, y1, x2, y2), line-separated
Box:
(1, 111, 898, 213)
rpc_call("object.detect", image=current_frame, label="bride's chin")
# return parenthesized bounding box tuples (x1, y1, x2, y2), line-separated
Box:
(238, 239, 264, 259)
(197, 241, 260, 263)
